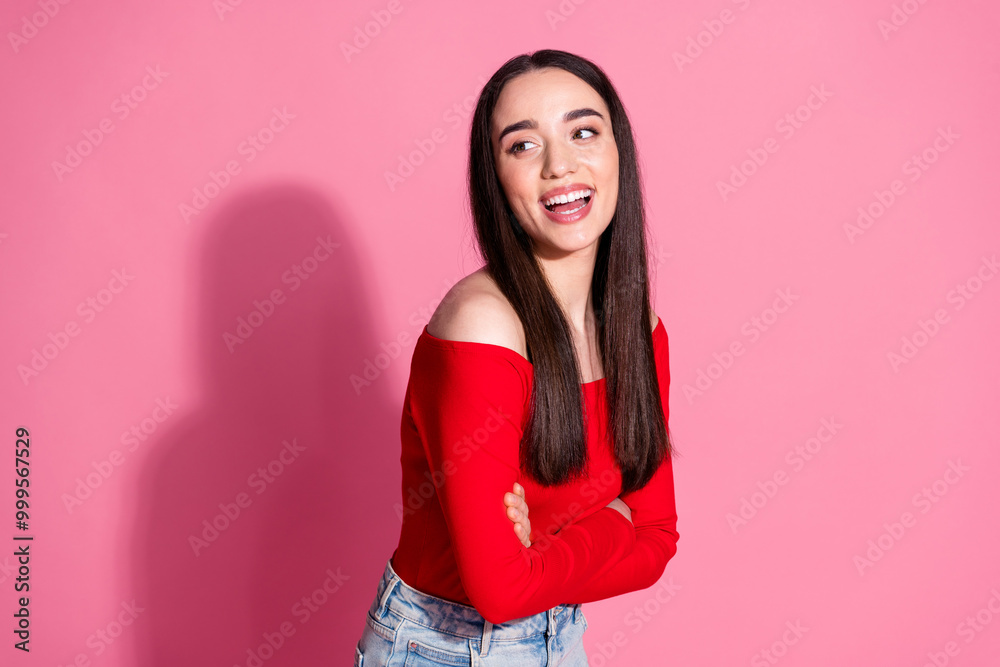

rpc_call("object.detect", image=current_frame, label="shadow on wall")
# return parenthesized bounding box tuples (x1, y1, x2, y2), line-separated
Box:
(130, 182, 402, 665)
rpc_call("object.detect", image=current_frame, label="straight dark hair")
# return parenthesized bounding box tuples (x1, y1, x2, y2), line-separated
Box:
(468, 49, 674, 496)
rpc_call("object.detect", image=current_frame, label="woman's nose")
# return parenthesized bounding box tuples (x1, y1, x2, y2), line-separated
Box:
(542, 141, 576, 178)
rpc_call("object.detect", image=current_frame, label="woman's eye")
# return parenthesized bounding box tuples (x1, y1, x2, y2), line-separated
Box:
(509, 140, 537, 154)
(574, 127, 597, 140)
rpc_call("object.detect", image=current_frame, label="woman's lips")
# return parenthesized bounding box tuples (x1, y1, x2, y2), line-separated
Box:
(540, 191, 593, 224)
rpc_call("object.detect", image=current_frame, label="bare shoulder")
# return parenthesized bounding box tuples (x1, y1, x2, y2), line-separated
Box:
(650, 309, 659, 333)
(426, 267, 527, 358)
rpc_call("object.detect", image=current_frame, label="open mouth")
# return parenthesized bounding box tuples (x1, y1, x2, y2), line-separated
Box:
(543, 193, 592, 215)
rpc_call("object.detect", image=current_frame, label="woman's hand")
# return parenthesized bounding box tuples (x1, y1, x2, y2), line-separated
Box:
(503, 482, 532, 548)
(505, 484, 634, 548)
(605, 497, 633, 524)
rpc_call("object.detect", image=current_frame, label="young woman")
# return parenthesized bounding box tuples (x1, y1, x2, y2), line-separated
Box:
(354, 49, 679, 666)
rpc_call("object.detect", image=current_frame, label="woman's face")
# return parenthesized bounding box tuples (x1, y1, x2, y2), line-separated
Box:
(491, 67, 619, 260)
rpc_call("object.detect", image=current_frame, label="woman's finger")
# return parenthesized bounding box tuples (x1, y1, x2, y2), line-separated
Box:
(504, 484, 532, 547)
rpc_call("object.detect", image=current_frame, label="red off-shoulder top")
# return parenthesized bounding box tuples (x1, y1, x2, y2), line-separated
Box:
(389, 318, 678, 625)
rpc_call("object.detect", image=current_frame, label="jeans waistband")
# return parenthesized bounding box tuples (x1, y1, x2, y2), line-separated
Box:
(375, 556, 583, 644)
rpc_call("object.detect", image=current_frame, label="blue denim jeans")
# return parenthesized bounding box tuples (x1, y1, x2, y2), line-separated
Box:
(354, 557, 589, 665)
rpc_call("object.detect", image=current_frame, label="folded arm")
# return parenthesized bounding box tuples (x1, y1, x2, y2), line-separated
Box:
(565, 321, 678, 601)
(411, 345, 638, 624)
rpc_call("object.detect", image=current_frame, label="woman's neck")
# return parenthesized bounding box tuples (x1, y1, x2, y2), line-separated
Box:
(535, 249, 598, 335)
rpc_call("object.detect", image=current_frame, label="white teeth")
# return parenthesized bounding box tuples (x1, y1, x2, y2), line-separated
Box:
(542, 188, 592, 208)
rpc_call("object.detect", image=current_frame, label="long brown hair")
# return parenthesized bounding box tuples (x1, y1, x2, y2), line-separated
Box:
(468, 49, 674, 495)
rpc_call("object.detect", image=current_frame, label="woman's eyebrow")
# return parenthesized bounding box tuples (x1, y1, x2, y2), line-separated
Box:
(497, 108, 605, 143)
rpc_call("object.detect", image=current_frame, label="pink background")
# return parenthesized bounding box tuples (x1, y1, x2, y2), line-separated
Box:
(2, 0, 999, 665)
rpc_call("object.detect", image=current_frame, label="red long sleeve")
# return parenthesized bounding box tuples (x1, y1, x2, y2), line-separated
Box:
(390, 319, 678, 624)
(564, 320, 679, 602)
(401, 331, 635, 625)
